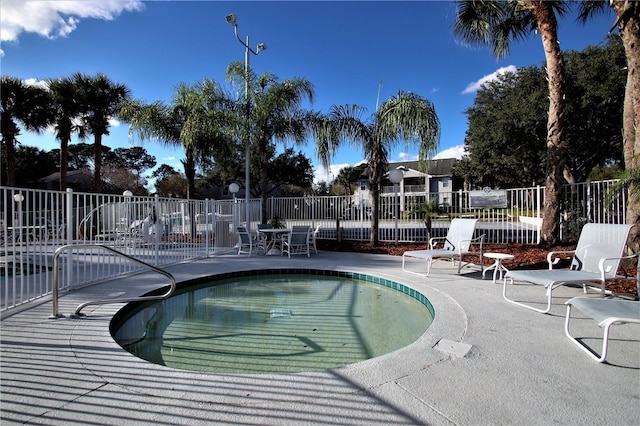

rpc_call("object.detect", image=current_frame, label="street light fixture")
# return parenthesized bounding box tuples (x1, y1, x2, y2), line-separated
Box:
(226, 13, 267, 232)
(388, 168, 404, 245)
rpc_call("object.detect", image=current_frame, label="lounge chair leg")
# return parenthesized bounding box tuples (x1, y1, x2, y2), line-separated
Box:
(401, 255, 431, 277)
(502, 277, 552, 314)
(564, 304, 609, 363)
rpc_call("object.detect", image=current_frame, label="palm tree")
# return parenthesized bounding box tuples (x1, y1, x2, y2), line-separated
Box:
(226, 62, 316, 223)
(453, 0, 569, 245)
(120, 79, 233, 199)
(410, 197, 449, 242)
(47, 77, 85, 190)
(314, 91, 440, 246)
(73, 73, 131, 192)
(0, 76, 53, 186)
(577, 0, 640, 250)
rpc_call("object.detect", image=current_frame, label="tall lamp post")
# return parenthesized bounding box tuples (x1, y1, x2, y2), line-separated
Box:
(225, 13, 267, 231)
(229, 182, 240, 229)
(388, 168, 404, 245)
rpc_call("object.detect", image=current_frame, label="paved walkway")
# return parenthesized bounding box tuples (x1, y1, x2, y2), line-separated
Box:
(1, 251, 638, 425)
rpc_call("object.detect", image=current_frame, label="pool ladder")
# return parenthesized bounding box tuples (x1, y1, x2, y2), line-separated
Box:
(50, 244, 177, 319)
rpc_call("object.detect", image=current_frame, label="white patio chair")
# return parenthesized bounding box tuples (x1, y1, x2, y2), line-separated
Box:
(564, 297, 640, 363)
(503, 223, 635, 314)
(402, 218, 484, 276)
(282, 226, 311, 258)
(236, 226, 266, 256)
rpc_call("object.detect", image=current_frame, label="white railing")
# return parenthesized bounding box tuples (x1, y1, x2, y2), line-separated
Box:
(0, 180, 626, 312)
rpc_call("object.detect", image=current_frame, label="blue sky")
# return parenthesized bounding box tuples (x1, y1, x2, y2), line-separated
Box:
(1, 1, 617, 186)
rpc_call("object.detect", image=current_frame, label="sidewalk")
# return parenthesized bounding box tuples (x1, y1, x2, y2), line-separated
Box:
(1, 251, 638, 425)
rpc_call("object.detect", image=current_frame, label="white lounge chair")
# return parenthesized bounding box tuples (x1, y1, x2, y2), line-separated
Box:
(282, 226, 311, 258)
(237, 226, 267, 256)
(503, 223, 635, 314)
(564, 297, 640, 363)
(402, 218, 484, 276)
(310, 224, 321, 254)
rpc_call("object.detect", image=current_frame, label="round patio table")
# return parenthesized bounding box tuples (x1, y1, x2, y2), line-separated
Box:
(482, 252, 514, 283)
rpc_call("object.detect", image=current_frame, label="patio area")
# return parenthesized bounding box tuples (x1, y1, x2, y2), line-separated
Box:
(1, 251, 638, 425)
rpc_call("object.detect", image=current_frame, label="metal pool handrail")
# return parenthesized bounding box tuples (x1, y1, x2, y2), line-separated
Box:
(51, 244, 177, 319)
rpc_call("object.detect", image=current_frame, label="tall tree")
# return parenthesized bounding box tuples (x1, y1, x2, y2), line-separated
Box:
(314, 91, 440, 246)
(47, 76, 85, 190)
(0, 76, 53, 186)
(14, 145, 58, 187)
(457, 67, 548, 189)
(456, 37, 625, 189)
(120, 79, 232, 199)
(226, 62, 316, 223)
(453, 0, 569, 245)
(577, 0, 640, 250)
(109, 146, 157, 191)
(73, 73, 131, 192)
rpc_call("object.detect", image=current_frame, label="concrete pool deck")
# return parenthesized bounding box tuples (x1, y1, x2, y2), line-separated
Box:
(1, 251, 638, 425)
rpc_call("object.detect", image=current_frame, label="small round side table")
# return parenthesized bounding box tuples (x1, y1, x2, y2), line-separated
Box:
(483, 253, 514, 283)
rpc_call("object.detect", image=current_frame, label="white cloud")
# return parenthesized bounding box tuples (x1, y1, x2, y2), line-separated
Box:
(462, 65, 518, 94)
(23, 77, 49, 90)
(433, 145, 466, 160)
(0, 0, 144, 42)
(397, 152, 418, 162)
(314, 163, 351, 184)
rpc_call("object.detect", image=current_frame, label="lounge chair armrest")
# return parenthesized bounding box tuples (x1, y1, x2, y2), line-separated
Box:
(547, 250, 575, 269)
(458, 235, 484, 253)
(598, 252, 639, 279)
(429, 236, 449, 249)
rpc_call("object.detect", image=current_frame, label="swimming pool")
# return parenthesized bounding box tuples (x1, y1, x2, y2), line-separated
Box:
(111, 269, 434, 374)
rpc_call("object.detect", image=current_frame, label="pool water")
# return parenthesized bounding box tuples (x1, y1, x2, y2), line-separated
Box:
(112, 273, 434, 374)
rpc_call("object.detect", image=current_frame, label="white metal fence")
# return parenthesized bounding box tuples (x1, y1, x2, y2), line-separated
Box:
(0, 180, 626, 312)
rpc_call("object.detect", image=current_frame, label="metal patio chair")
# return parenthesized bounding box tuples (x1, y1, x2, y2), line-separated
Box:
(236, 226, 267, 256)
(281, 226, 311, 258)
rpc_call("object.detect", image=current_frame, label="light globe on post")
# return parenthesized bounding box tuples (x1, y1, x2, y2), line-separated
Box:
(13, 194, 24, 238)
(388, 168, 404, 245)
(229, 182, 240, 228)
(226, 13, 267, 232)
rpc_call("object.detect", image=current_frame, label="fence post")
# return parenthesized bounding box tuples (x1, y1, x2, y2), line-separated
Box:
(311, 194, 316, 229)
(65, 188, 74, 292)
(536, 185, 541, 244)
(586, 180, 592, 223)
(154, 194, 160, 265)
(204, 198, 210, 255)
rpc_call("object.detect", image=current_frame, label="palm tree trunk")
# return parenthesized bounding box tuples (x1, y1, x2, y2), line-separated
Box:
(4, 135, 16, 187)
(60, 137, 69, 191)
(528, 2, 566, 246)
(617, 1, 640, 252)
(613, 0, 640, 297)
(183, 155, 196, 200)
(1, 118, 19, 187)
(93, 134, 102, 192)
(260, 152, 269, 224)
(369, 156, 383, 246)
